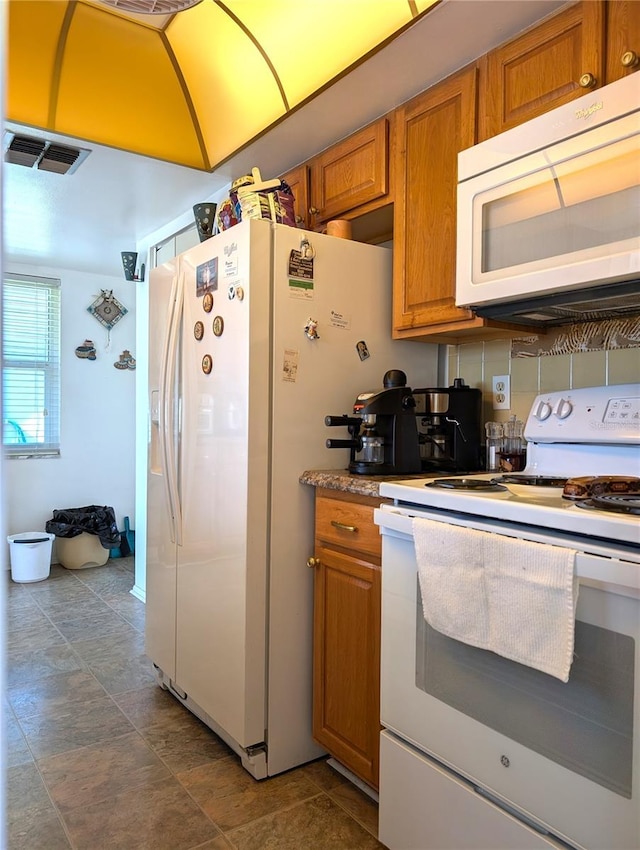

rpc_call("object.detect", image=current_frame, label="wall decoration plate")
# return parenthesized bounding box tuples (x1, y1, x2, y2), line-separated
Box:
(87, 290, 128, 330)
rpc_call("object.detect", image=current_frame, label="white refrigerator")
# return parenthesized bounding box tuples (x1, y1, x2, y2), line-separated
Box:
(146, 217, 437, 779)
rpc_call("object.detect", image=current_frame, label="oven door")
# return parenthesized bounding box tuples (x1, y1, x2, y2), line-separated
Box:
(377, 506, 640, 850)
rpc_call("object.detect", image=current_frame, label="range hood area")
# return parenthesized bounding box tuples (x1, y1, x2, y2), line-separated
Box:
(473, 280, 640, 328)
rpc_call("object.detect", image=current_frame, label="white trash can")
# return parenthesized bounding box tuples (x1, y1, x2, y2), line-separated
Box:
(7, 532, 55, 583)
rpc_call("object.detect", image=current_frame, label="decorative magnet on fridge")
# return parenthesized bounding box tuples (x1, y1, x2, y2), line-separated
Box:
(304, 317, 320, 340)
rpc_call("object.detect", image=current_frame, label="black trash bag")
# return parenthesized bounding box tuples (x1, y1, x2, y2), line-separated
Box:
(46, 505, 121, 549)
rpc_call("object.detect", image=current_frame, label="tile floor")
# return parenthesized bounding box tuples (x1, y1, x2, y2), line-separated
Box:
(6, 557, 386, 849)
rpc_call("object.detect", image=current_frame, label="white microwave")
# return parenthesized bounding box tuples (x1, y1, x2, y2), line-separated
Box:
(456, 73, 640, 327)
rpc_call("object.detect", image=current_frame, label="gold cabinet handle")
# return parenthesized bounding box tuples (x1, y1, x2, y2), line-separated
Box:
(578, 72, 597, 89)
(621, 50, 639, 69)
(308, 206, 320, 216)
(331, 520, 358, 533)
(307, 556, 321, 568)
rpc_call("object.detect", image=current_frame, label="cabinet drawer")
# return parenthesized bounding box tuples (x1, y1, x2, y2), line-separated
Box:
(315, 492, 381, 559)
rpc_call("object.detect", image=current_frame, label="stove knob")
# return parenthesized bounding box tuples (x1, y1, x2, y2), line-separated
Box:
(533, 400, 552, 421)
(554, 398, 573, 419)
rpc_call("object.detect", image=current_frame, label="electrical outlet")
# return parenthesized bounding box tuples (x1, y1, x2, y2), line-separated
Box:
(492, 375, 510, 410)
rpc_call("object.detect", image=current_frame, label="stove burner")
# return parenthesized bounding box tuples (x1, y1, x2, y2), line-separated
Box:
(426, 478, 507, 492)
(579, 492, 640, 515)
(491, 475, 567, 488)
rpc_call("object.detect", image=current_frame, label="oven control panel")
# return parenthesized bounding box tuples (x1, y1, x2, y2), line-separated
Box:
(524, 384, 640, 443)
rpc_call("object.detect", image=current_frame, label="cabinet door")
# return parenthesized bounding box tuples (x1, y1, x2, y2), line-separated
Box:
(481, 1, 605, 140)
(309, 118, 389, 226)
(392, 66, 478, 335)
(605, 0, 640, 83)
(312, 546, 381, 789)
(280, 163, 309, 229)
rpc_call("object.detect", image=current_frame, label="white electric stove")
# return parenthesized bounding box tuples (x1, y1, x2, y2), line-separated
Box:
(375, 384, 640, 850)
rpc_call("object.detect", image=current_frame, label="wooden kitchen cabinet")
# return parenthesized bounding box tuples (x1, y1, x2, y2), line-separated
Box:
(605, 1, 640, 83)
(280, 163, 310, 229)
(311, 488, 386, 790)
(308, 118, 391, 228)
(392, 66, 525, 343)
(480, 1, 606, 140)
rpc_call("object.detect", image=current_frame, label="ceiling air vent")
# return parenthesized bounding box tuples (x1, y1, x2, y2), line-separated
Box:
(97, 0, 202, 13)
(4, 133, 90, 175)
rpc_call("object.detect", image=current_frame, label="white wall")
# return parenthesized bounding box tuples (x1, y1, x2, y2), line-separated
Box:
(5, 261, 136, 564)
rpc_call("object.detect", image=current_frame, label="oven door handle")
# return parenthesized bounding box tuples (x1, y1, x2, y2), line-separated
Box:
(374, 508, 640, 596)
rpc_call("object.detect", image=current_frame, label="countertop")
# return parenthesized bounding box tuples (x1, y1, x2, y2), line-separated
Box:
(299, 468, 429, 498)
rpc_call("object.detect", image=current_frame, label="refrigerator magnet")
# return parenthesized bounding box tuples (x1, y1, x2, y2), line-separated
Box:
(202, 354, 213, 375)
(196, 257, 218, 296)
(212, 316, 224, 337)
(194, 321, 205, 341)
(202, 292, 214, 313)
(356, 340, 370, 361)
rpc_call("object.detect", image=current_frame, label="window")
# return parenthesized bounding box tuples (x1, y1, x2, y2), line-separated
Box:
(2, 274, 61, 457)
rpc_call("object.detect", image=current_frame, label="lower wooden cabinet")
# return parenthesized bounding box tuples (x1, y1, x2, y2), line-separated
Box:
(311, 488, 384, 789)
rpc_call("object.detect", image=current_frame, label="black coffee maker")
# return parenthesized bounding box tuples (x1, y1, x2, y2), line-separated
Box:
(325, 370, 421, 475)
(412, 378, 482, 473)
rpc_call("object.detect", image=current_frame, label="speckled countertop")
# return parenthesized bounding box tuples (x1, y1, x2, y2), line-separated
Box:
(299, 468, 426, 497)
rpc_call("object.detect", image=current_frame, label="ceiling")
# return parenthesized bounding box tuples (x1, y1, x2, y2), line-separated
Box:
(7, 0, 439, 172)
(3, 0, 567, 277)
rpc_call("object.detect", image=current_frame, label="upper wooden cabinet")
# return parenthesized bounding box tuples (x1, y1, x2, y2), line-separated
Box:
(280, 163, 309, 229)
(308, 118, 390, 227)
(392, 67, 482, 340)
(605, 0, 640, 82)
(480, 2, 606, 140)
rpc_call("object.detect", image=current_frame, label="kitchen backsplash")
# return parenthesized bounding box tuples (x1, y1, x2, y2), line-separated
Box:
(446, 328, 640, 428)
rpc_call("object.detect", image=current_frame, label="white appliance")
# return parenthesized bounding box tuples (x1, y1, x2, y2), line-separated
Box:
(375, 384, 640, 850)
(145, 217, 436, 779)
(456, 73, 640, 327)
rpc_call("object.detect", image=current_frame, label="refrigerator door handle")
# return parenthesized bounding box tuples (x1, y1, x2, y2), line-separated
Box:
(159, 270, 184, 546)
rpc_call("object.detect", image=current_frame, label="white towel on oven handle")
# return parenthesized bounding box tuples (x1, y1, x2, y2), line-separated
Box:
(412, 517, 579, 682)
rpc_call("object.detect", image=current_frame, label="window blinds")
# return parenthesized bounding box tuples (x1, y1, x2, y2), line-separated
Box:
(3, 275, 61, 457)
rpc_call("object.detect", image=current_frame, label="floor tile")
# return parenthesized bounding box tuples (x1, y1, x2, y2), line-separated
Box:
(38, 731, 171, 812)
(114, 685, 233, 772)
(8, 669, 107, 721)
(7, 644, 85, 688)
(225, 794, 385, 850)
(61, 776, 221, 850)
(54, 610, 136, 643)
(42, 595, 115, 623)
(7, 762, 52, 822)
(8, 806, 73, 850)
(72, 567, 134, 595)
(20, 694, 133, 759)
(177, 756, 322, 832)
(7, 602, 51, 631)
(6, 711, 35, 768)
(8, 619, 65, 653)
(99, 592, 146, 630)
(26, 580, 96, 605)
(328, 778, 379, 837)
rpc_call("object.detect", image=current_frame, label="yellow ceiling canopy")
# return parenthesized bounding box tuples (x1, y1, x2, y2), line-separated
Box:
(7, 0, 438, 171)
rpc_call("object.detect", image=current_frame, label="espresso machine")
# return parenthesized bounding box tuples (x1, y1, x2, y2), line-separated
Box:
(413, 378, 482, 472)
(325, 370, 421, 475)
